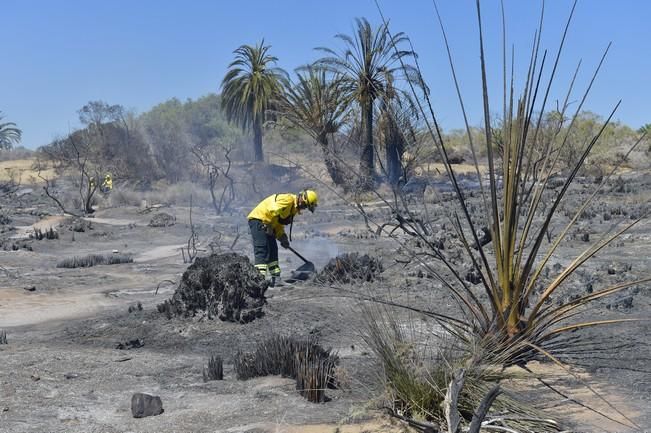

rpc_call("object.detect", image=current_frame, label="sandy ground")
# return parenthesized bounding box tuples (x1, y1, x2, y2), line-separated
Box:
(1, 174, 650, 433)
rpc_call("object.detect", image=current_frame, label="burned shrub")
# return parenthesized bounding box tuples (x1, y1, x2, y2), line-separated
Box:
(607, 295, 634, 311)
(30, 227, 59, 240)
(606, 261, 632, 275)
(67, 218, 92, 232)
(315, 253, 383, 284)
(203, 355, 224, 381)
(57, 253, 133, 268)
(128, 302, 143, 313)
(116, 338, 144, 350)
(234, 334, 338, 403)
(465, 267, 483, 285)
(233, 350, 256, 380)
(157, 253, 267, 323)
(148, 212, 176, 228)
(612, 175, 632, 194)
(2, 239, 32, 251)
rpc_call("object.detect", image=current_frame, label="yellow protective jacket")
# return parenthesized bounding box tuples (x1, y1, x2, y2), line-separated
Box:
(247, 193, 300, 238)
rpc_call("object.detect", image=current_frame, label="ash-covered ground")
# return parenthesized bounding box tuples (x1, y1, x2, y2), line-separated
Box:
(0, 172, 650, 433)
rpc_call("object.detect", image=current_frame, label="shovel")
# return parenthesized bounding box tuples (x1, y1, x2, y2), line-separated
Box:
(287, 246, 316, 281)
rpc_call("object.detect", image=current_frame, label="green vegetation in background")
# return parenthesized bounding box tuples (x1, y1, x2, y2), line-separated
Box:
(220, 40, 286, 162)
(275, 66, 350, 187)
(315, 18, 419, 186)
(33, 16, 649, 189)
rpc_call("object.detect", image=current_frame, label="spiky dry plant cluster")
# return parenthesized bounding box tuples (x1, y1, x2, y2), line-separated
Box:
(56, 252, 133, 268)
(234, 334, 338, 403)
(30, 227, 59, 240)
(203, 355, 224, 381)
(295, 343, 339, 403)
(351, 0, 649, 430)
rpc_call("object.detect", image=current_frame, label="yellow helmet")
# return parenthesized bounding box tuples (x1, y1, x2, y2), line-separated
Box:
(301, 189, 318, 212)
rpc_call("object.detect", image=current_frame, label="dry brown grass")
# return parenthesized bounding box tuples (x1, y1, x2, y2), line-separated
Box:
(0, 158, 57, 184)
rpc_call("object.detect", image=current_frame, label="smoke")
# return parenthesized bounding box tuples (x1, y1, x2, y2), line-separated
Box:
(280, 237, 340, 270)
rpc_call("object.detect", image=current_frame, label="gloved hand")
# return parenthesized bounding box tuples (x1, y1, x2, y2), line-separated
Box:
(279, 233, 290, 249)
(264, 224, 275, 236)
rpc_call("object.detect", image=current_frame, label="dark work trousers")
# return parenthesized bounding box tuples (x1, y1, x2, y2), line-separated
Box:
(248, 219, 279, 276)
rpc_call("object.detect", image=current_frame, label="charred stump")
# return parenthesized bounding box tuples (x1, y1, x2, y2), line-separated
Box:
(157, 253, 268, 323)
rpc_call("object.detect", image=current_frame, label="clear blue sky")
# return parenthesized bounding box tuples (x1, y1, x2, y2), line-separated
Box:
(2, 0, 649, 149)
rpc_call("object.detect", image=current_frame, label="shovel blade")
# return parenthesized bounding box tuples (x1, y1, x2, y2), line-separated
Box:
(296, 261, 316, 273)
(290, 261, 316, 281)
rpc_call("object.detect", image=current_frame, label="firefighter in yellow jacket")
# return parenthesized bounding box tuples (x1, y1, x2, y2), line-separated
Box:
(247, 189, 318, 281)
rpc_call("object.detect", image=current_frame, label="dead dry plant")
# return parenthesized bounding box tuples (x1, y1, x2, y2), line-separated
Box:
(234, 333, 338, 403)
(192, 141, 236, 215)
(57, 252, 133, 268)
(349, 0, 649, 430)
(181, 194, 199, 263)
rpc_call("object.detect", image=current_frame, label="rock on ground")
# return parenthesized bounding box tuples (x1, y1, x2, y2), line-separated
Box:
(131, 393, 164, 418)
(157, 253, 268, 323)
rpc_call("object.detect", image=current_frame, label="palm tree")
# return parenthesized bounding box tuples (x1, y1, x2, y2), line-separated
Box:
(377, 71, 419, 185)
(276, 67, 350, 187)
(221, 40, 286, 162)
(638, 123, 651, 135)
(316, 18, 418, 186)
(0, 112, 22, 149)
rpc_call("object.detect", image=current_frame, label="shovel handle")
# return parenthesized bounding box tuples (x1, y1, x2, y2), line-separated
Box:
(287, 246, 310, 264)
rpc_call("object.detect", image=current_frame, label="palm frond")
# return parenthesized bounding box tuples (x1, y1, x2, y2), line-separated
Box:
(0, 112, 22, 149)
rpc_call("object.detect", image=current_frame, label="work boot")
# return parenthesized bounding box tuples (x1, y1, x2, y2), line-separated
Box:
(269, 276, 287, 288)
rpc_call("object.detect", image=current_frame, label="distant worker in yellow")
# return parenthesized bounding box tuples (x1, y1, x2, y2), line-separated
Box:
(247, 189, 318, 283)
(101, 173, 113, 193)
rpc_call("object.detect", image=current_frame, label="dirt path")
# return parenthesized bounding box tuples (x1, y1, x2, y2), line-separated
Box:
(0, 287, 116, 328)
(83, 216, 140, 226)
(10, 215, 68, 239)
(135, 244, 187, 262)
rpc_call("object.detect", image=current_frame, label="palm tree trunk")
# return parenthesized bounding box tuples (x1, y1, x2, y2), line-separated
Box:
(359, 99, 375, 186)
(386, 120, 404, 186)
(318, 133, 347, 188)
(386, 142, 400, 186)
(253, 119, 263, 162)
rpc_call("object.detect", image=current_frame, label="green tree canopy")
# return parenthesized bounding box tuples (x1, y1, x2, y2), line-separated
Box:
(315, 18, 419, 185)
(220, 40, 286, 161)
(276, 66, 350, 186)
